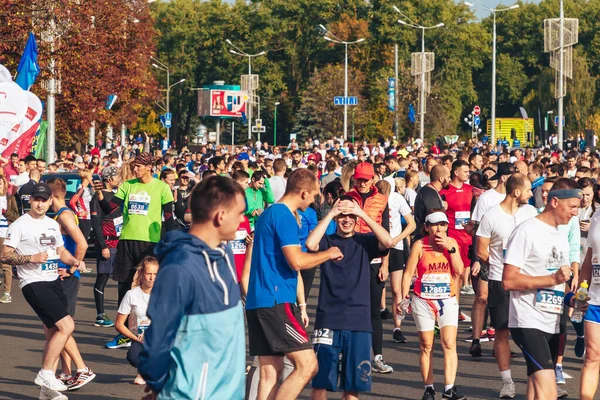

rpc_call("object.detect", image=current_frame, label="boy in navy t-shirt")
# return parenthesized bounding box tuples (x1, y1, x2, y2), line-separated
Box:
(305, 196, 393, 398)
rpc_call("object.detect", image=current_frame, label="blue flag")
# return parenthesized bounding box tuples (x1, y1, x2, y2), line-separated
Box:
(241, 111, 247, 124)
(15, 33, 40, 91)
(408, 104, 416, 124)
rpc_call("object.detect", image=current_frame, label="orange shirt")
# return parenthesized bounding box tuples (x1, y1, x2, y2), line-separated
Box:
(413, 236, 457, 299)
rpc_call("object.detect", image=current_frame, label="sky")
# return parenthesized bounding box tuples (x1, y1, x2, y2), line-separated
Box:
(472, 0, 541, 19)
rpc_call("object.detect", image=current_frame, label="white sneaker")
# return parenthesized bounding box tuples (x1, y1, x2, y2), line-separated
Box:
(39, 386, 68, 400)
(499, 381, 516, 398)
(34, 371, 68, 392)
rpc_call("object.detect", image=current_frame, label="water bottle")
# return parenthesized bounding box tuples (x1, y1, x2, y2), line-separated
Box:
(571, 280, 589, 323)
(397, 297, 411, 321)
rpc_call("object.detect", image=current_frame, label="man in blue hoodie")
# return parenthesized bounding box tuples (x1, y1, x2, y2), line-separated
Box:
(139, 175, 246, 400)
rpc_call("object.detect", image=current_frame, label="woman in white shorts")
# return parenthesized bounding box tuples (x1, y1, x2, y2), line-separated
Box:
(400, 210, 467, 400)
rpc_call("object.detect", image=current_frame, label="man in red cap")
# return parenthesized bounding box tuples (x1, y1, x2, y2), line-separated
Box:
(346, 162, 393, 374)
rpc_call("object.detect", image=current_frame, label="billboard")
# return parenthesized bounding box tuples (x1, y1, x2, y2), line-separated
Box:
(198, 89, 248, 117)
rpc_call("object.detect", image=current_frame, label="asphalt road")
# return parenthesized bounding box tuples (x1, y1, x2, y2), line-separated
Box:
(0, 268, 593, 400)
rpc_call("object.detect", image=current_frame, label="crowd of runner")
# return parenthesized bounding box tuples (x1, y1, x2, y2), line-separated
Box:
(4, 135, 600, 400)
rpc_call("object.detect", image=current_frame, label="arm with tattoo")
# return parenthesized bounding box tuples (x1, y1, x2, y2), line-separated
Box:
(1, 246, 31, 265)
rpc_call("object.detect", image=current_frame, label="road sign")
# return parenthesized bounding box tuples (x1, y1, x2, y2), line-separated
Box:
(473, 105, 481, 116)
(554, 116, 565, 127)
(334, 96, 358, 106)
(165, 112, 172, 128)
(473, 115, 481, 126)
(255, 119, 262, 128)
(252, 126, 266, 133)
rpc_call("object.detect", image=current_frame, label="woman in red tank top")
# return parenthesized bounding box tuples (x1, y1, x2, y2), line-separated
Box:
(399, 209, 467, 400)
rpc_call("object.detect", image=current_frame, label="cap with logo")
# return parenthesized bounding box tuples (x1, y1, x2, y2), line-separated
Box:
(31, 183, 52, 200)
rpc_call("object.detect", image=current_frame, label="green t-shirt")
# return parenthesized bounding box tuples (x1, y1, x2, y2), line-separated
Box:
(116, 178, 174, 243)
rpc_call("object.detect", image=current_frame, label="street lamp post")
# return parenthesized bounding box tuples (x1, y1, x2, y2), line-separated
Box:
(226, 39, 267, 141)
(151, 57, 185, 142)
(274, 102, 280, 147)
(393, 7, 444, 142)
(319, 24, 365, 141)
(465, 1, 519, 147)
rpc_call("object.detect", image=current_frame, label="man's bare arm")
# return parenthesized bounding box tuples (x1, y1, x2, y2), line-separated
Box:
(0, 246, 46, 265)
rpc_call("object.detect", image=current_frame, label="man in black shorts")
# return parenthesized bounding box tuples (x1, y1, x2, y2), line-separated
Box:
(1, 183, 93, 397)
(503, 178, 585, 400)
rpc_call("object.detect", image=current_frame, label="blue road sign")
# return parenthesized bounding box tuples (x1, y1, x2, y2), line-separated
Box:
(165, 112, 172, 128)
(334, 96, 358, 106)
(473, 115, 481, 126)
(554, 116, 565, 127)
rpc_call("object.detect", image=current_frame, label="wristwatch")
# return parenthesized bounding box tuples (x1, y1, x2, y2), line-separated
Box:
(447, 247, 457, 254)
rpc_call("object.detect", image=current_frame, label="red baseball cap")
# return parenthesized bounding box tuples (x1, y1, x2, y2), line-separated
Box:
(354, 162, 374, 180)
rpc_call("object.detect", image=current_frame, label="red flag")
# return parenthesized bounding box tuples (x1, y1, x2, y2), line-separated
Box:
(2, 121, 38, 159)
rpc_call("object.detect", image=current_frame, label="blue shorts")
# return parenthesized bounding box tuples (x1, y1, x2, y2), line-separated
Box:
(584, 304, 600, 324)
(312, 329, 372, 393)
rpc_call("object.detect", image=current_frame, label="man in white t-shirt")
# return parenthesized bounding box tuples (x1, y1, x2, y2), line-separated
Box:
(503, 178, 583, 400)
(469, 162, 515, 357)
(1, 183, 89, 396)
(387, 188, 415, 343)
(476, 174, 537, 398)
(268, 159, 287, 202)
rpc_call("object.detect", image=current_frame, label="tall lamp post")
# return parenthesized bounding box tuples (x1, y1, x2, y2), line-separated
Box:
(274, 102, 280, 147)
(465, 1, 519, 147)
(393, 7, 443, 142)
(226, 39, 267, 141)
(318, 24, 364, 141)
(151, 57, 185, 142)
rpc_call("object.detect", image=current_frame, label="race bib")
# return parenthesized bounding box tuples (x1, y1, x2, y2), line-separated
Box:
(420, 273, 451, 299)
(41, 258, 59, 276)
(113, 216, 123, 237)
(371, 258, 382, 265)
(312, 328, 333, 345)
(229, 230, 248, 255)
(535, 288, 564, 314)
(128, 192, 150, 215)
(592, 256, 600, 285)
(138, 322, 150, 336)
(455, 211, 470, 230)
(502, 238, 508, 260)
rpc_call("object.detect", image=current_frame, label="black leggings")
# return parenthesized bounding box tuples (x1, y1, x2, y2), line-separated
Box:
(118, 281, 133, 307)
(127, 341, 143, 368)
(94, 273, 110, 315)
(370, 264, 384, 356)
(300, 267, 317, 300)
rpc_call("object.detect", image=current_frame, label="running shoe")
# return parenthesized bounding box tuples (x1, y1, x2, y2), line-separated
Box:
(486, 327, 496, 340)
(393, 329, 408, 343)
(458, 312, 472, 323)
(499, 381, 516, 398)
(380, 308, 394, 320)
(105, 334, 131, 349)
(442, 385, 467, 400)
(460, 286, 475, 295)
(469, 340, 482, 358)
(35, 371, 68, 392)
(134, 375, 146, 385)
(372, 358, 393, 374)
(422, 387, 436, 400)
(94, 315, 115, 328)
(555, 365, 566, 385)
(575, 335, 586, 357)
(0, 293, 11, 303)
(67, 368, 96, 391)
(39, 387, 68, 400)
(557, 387, 568, 398)
(56, 374, 72, 386)
(434, 325, 440, 336)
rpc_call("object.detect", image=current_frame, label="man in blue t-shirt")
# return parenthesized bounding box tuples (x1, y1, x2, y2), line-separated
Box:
(245, 169, 343, 400)
(305, 196, 392, 398)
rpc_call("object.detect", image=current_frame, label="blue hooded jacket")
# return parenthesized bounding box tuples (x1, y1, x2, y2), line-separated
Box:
(139, 230, 245, 400)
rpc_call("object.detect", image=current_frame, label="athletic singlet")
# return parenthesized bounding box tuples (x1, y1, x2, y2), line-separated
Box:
(413, 236, 457, 299)
(440, 183, 473, 244)
(54, 207, 80, 278)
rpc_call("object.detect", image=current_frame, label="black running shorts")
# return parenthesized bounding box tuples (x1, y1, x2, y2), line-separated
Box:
(510, 327, 559, 376)
(389, 248, 406, 272)
(488, 280, 509, 330)
(59, 276, 80, 317)
(114, 240, 155, 282)
(22, 279, 69, 329)
(246, 303, 312, 356)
